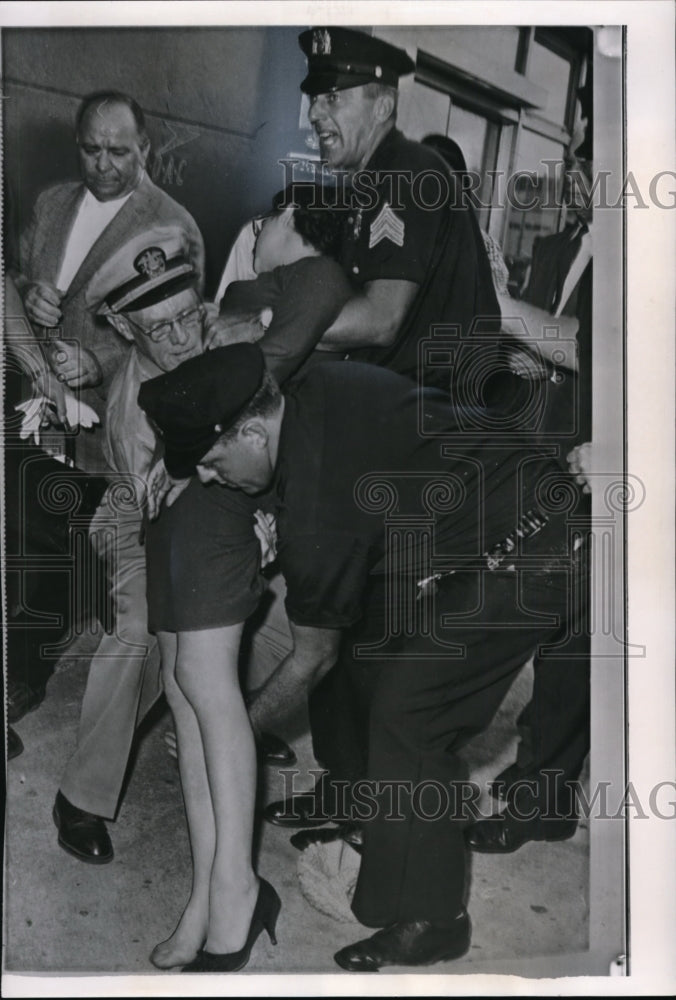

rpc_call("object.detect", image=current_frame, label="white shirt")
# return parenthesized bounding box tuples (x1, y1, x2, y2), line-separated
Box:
(555, 222, 593, 318)
(56, 185, 135, 292)
(213, 219, 258, 306)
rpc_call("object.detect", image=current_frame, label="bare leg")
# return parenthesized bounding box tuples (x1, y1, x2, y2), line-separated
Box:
(150, 631, 214, 969)
(175, 625, 259, 953)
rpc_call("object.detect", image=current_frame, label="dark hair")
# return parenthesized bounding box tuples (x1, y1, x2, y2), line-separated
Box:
(272, 183, 346, 259)
(76, 90, 148, 143)
(218, 369, 283, 443)
(293, 203, 346, 258)
(421, 134, 467, 174)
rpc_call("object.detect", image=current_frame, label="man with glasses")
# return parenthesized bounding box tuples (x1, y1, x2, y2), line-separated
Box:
(53, 227, 205, 863)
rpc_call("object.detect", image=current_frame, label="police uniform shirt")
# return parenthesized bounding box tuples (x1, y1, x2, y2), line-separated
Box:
(339, 128, 501, 393)
(274, 362, 555, 630)
(340, 128, 448, 286)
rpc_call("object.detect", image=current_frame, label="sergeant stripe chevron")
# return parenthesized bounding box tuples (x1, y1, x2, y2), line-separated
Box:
(369, 203, 405, 248)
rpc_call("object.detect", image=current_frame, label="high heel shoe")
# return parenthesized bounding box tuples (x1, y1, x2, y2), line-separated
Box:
(182, 878, 281, 973)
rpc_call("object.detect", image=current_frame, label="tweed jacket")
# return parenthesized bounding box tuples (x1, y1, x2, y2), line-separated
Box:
(14, 172, 205, 474)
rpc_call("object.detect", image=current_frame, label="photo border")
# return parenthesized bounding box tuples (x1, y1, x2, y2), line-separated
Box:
(1, 1, 674, 995)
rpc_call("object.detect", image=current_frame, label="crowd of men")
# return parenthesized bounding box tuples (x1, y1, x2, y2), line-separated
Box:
(5, 26, 593, 973)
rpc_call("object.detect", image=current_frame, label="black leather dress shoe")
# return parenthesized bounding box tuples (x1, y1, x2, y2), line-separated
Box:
(290, 822, 363, 853)
(8, 726, 24, 760)
(334, 912, 471, 972)
(257, 731, 297, 766)
(8, 678, 46, 724)
(465, 814, 578, 854)
(263, 792, 332, 828)
(53, 791, 114, 864)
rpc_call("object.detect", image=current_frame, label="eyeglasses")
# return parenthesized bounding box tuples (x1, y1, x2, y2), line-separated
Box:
(126, 304, 205, 343)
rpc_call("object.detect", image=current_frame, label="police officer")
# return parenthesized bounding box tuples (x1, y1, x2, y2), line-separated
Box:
(139, 344, 587, 970)
(300, 26, 500, 392)
(265, 25, 503, 830)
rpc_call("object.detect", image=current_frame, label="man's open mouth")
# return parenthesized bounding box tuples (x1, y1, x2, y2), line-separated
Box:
(318, 130, 339, 148)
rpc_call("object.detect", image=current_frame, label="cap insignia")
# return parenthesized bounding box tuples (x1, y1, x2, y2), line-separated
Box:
(134, 246, 167, 278)
(312, 28, 332, 55)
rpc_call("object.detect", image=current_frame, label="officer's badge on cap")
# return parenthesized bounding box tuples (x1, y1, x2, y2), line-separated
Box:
(298, 27, 415, 96)
(85, 226, 196, 315)
(138, 344, 266, 478)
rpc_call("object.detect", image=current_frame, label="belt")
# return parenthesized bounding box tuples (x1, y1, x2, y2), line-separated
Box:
(416, 505, 551, 599)
(484, 505, 550, 571)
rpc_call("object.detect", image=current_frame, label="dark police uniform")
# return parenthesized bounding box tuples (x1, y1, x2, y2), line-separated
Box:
(339, 127, 502, 398)
(299, 29, 509, 811)
(272, 361, 586, 926)
(306, 127, 510, 797)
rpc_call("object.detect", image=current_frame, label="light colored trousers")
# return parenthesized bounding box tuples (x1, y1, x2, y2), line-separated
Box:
(60, 494, 161, 819)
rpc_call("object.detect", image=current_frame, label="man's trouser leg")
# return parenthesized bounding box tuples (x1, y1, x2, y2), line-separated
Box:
(59, 497, 161, 819)
(505, 633, 590, 820)
(351, 518, 583, 927)
(5, 444, 108, 694)
(497, 502, 591, 819)
(308, 661, 370, 802)
(306, 587, 386, 817)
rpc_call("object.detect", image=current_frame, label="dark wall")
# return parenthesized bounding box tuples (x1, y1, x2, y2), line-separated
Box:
(3, 27, 310, 297)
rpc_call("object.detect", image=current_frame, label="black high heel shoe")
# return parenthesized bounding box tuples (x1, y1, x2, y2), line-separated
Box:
(182, 878, 281, 973)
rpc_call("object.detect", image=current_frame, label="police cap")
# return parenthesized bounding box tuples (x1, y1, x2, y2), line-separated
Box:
(138, 344, 266, 478)
(299, 27, 415, 96)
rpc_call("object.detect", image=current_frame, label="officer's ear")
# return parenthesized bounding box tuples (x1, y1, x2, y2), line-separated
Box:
(373, 90, 397, 124)
(104, 309, 134, 342)
(239, 416, 269, 450)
